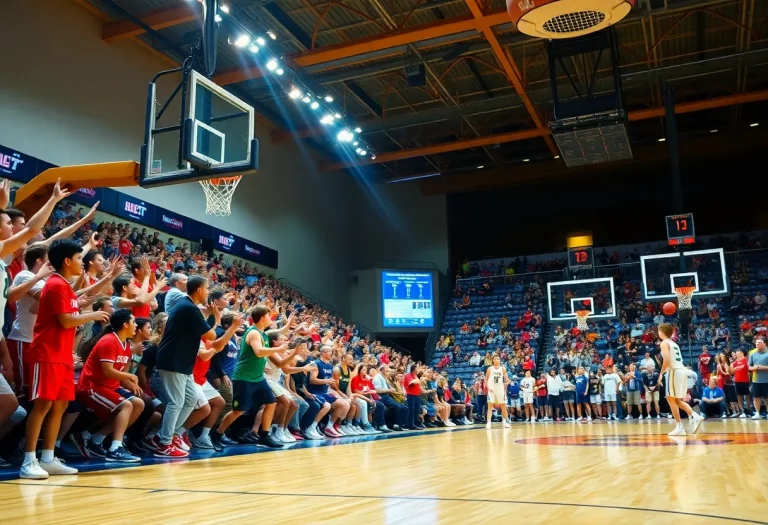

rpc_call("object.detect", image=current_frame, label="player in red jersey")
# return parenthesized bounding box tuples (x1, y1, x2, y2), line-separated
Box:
(21, 239, 111, 479)
(76, 309, 144, 463)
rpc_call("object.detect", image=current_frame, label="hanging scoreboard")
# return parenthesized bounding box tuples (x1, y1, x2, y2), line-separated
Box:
(666, 213, 695, 246)
(568, 246, 594, 270)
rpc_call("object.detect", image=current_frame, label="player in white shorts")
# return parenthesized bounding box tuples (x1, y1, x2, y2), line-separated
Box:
(263, 336, 299, 444)
(485, 356, 511, 429)
(658, 323, 702, 436)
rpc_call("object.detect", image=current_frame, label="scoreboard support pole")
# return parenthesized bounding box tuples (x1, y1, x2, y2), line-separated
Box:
(664, 86, 684, 215)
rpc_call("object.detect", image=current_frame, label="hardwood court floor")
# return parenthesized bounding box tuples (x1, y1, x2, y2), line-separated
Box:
(2, 419, 767, 525)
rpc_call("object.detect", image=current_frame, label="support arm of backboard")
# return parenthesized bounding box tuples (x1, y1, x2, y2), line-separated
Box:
(13, 161, 140, 217)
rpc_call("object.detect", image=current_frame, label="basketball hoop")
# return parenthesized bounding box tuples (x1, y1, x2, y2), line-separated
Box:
(674, 286, 696, 311)
(199, 176, 242, 216)
(575, 310, 590, 331)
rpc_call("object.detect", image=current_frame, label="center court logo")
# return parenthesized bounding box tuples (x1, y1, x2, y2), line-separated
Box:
(515, 433, 768, 447)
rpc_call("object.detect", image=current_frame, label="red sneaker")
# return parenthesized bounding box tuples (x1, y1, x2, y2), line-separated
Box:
(152, 436, 189, 458)
(173, 434, 191, 452)
(289, 429, 305, 441)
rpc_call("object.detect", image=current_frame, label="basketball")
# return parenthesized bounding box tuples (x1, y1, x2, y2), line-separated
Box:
(662, 302, 677, 315)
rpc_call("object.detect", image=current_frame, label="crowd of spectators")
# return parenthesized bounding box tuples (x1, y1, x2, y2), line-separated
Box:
(1, 190, 479, 479)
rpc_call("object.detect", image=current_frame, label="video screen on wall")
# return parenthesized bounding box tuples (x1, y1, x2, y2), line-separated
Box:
(381, 270, 434, 328)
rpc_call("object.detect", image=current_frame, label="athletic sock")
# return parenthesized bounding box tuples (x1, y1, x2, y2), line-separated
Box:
(92, 433, 106, 445)
(23, 451, 36, 465)
(200, 427, 211, 439)
(109, 440, 121, 452)
(81, 430, 92, 441)
(55, 440, 62, 448)
(41, 449, 54, 463)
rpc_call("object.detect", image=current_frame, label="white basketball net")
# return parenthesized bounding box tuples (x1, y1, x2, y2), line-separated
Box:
(575, 310, 590, 331)
(674, 287, 696, 310)
(199, 176, 242, 216)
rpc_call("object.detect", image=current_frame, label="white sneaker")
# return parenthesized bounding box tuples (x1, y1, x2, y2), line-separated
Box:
(20, 459, 49, 479)
(625, 415, 633, 420)
(721, 414, 727, 419)
(280, 428, 296, 443)
(668, 426, 686, 436)
(486, 422, 492, 429)
(40, 457, 78, 475)
(739, 413, 746, 419)
(587, 416, 592, 422)
(638, 415, 644, 420)
(655, 415, 661, 420)
(752, 414, 760, 420)
(690, 413, 704, 434)
(312, 428, 327, 440)
(503, 421, 511, 428)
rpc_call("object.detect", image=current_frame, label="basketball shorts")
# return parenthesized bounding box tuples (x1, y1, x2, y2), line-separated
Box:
(487, 388, 506, 405)
(508, 397, 521, 408)
(194, 381, 222, 409)
(29, 362, 75, 402)
(589, 394, 602, 404)
(644, 388, 660, 402)
(537, 395, 549, 406)
(522, 393, 534, 404)
(76, 386, 134, 419)
(232, 379, 276, 413)
(665, 369, 688, 399)
(7, 338, 30, 392)
(562, 391, 576, 403)
(723, 384, 737, 404)
(751, 382, 768, 399)
(312, 392, 338, 405)
(604, 393, 617, 402)
(576, 393, 588, 405)
(266, 378, 291, 398)
(735, 382, 751, 396)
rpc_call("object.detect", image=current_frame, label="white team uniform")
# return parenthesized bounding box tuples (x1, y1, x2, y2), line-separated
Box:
(0, 260, 11, 395)
(487, 365, 506, 404)
(664, 340, 687, 398)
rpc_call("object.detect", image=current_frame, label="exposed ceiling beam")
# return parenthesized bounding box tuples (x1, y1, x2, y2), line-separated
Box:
(421, 127, 768, 194)
(321, 88, 768, 170)
(214, 10, 511, 85)
(102, 4, 199, 42)
(463, 0, 558, 156)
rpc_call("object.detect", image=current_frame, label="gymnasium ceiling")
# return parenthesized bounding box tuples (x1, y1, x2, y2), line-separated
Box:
(77, 0, 768, 192)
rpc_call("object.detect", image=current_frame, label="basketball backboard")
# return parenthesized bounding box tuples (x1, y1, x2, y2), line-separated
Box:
(140, 67, 258, 187)
(547, 277, 616, 323)
(639, 248, 729, 301)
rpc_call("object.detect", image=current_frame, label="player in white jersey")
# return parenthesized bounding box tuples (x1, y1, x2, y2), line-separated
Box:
(485, 356, 511, 429)
(657, 323, 703, 436)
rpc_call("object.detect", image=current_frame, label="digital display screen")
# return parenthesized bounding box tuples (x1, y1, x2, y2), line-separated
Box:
(666, 213, 695, 246)
(568, 246, 593, 270)
(381, 271, 434, 328)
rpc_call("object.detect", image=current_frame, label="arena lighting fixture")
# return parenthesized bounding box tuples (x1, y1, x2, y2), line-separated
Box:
(256, 37, 266, 46)
(710, 129, 718, 133)
(233, 34, 250, 48)
(337, 130, 354, 142)
(554, 155, 560, 159)
(265, 59, 278, 71)
(371, 155, 376, 160)
(324, 95, 334, 103)
(289, 87, 302, 99)
(214, 14, 222, 22)
(523, 158, 530, 162)
(354, 127, 362, 133)
(275, 68, 285, 76)
(334, 113, 342, 119)
(248, 44, 259, 53)
(320, 114, 335, 125)
(353, 141, 359, 146)
(301, 95, 311, 104)
(220, 3, 230, 13)
(658, 138, 666, 142)
(750, 122, 759, 127)
(310, 101, 320, 110)
(268, 31, 277, 40)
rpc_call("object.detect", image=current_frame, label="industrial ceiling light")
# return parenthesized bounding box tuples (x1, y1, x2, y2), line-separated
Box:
(265, 59, 278, 71)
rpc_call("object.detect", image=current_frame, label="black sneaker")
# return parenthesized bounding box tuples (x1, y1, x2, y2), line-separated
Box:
(85, 439, 107, 458)
(435, 420, 447, 428)
(243, 431, 260, 445)
(106, 446, 141, 463)
(0, 457, 11, 468)
(219, 433, 239, 447)
(257, 433, 284, 449)
(415, 425, 425, 430)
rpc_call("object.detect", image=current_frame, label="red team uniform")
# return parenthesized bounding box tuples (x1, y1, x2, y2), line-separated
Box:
(76, 334, 133, 418)
(27, 274, 81, 401)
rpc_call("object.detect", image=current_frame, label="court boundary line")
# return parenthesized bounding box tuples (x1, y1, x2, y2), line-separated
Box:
(1, 480, 765, 524)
